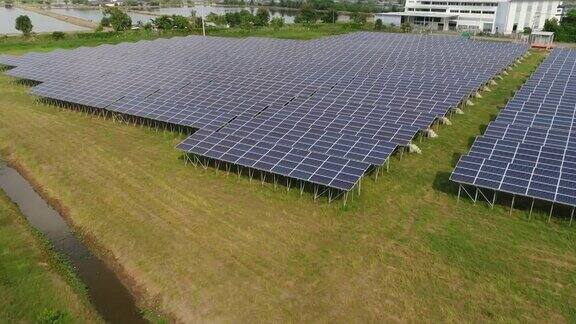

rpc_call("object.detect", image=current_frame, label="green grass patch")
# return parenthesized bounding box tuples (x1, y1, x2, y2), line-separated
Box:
(0, 192, 100, 323)
(0, 23, 374, 55)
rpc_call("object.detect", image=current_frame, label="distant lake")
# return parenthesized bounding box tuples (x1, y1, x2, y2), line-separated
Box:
(0, 7, 89, 34)
(49, 8, 155, 24)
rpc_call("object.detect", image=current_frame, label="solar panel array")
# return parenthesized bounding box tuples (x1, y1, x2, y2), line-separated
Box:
(0, 33, 527, 192)
(451, 48, 576, 207)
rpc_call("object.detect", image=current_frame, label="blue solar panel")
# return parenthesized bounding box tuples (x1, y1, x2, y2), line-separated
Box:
(451, 48, 576, 208)
(3, 32, 527, 192)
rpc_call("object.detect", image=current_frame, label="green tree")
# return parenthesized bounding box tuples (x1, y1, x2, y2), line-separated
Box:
(225, 12, 242, 27)
(294, 4, 316, 24)
(270, 16, 284, 31)
(172, 15, 190, 30)
(153, 15, 174, 30)
(254, 7, 270, 26)
(543, 18, 559, 33)
(374, 18, 383, 31)
(350, 11, 367, 25)
(15, 15, 33, 36)
(522, 26, 532, 35)
(206, 13, 227, 26)
(308, 0, 333, 10)
(100, 16, 111, 27)
(239, 9, 254, 29)
(105, 8, 132, 31)
(320, 8, 338, 23)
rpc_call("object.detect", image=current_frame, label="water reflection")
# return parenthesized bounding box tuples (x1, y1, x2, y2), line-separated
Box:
(0, 7, 89, 34)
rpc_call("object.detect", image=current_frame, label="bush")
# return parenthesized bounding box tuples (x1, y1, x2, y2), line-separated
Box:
(350, 11, 367, 25)
(270, 17, 284, 31)
(294, 4, 316, 25)
(320, 8, 338, 24)
(400, 22, 412, 33)
(254, 7, 270, 26)
(36, 309, 69, 324)
(225, 12, 242, 27)
(374, 18, 383, 31)
(104, 8, 132, 31)
(51, 31, 65, 40)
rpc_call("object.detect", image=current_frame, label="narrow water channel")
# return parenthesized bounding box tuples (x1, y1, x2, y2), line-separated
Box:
(0, 163, 146, 324)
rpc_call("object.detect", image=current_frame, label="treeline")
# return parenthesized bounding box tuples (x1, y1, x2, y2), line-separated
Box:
(543, 9, 576, 42)
(97, 7, 286, 32)
(222, 0, 401, 13)
(206, 8, 284, 29)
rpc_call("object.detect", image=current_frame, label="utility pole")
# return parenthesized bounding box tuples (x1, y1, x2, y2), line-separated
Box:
(201, 0, 206, 36)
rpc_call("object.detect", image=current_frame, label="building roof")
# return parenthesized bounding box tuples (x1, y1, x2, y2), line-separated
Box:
(375, 12, 459, 18)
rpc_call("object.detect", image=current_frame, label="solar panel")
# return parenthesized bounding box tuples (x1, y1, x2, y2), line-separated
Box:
(451, 48, 576, 208)
(3, 32, 527, 192)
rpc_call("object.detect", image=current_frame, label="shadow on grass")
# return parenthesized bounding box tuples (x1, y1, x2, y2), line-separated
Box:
(432, 171, 458, 195)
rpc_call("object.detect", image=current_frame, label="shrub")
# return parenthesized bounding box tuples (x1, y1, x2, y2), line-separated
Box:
(51, 31, 65, 40)
(374, 18, 383, 31)
(270, 17, 284, 31)
(254, 7, 270, 26)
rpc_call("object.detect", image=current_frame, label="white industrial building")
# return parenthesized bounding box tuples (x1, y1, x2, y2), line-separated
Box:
(375, 0, 564, 34)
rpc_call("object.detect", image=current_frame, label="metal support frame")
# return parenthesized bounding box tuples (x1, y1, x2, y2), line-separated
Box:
(529, 198, 535, 220)
(548, 203, 554, 223)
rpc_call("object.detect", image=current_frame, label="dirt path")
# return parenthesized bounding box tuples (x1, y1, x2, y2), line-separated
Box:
(17, 5, 98, 30)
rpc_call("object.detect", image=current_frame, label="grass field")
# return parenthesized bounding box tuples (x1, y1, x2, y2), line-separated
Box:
(0, 191, 100, 323)
(0, 23, 372, 55)
(0, 32, 575, 322)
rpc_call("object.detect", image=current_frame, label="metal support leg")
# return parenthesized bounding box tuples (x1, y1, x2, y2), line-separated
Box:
(570, 207, 574, 227)
(343, 192, 348, 207)
(457, 185, 461, 203)
(510, 195, 515, 216)
(474, 187, 478, 205)
(529, 199, 535, 220)
(491, 191, 497, 209)
(548, 203, 554, 223)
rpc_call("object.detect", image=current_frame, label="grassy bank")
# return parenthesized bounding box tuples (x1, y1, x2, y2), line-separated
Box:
(0, 23, 373, 55)
(0, 191, 100, 322)
(0, 33, 575, 322)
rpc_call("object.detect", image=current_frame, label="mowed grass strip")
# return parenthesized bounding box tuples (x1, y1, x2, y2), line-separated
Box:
(0, 42, 574, 321)
(0, 191, 100, 323)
